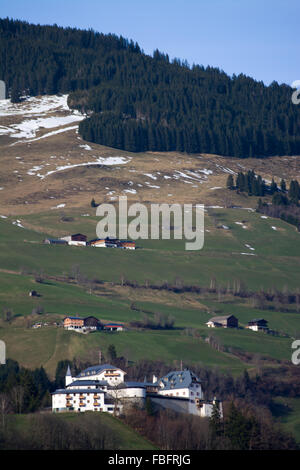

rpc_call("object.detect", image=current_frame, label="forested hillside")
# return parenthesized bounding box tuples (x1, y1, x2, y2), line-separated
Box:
(1, 17, 300, 157)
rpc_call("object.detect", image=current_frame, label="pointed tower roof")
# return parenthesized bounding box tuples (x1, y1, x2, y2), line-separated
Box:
(66, 365, 71, 376)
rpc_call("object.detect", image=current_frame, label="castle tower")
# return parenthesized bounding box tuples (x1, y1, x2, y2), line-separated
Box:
(65, 365, 73, 386)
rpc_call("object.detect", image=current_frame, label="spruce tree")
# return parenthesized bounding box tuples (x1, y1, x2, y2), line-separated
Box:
(226, 174, 234, 190)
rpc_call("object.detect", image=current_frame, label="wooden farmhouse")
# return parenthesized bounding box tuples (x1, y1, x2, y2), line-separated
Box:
(61, 233, 87, 246)
(206, 315, 238, 328)
(63, 316, 102, 332)
(246, 318, 268, 331)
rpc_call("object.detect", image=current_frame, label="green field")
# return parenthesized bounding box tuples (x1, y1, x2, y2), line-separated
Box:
(0, 207, 299, 377)
(5, 412, 156, 450)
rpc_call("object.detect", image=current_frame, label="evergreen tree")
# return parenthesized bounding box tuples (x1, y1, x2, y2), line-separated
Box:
(289, 180, 300, 204)
(209, 401, 223, 440)
(225, 402, 252, 450)
(107, 344, 117, 362)
(280, 179, 287, 192)
(226, 174, 234, 190)
(270, 178, 278, 195)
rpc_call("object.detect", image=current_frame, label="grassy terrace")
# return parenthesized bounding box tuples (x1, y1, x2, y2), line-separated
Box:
(0, 207, 299, 376)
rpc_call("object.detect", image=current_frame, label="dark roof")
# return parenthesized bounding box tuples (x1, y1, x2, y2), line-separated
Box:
(208, 315, 237, 322)
(158, 370, 201, 390)
(44, 238, 68, 244)
(248, 318, 268, 325)
(121, 381, 147, 389)
(64, 316, 84, 321)
(76, 364, 126, 378)
(67, 379, 107, 387)
(52, 388, 106, 395)
(103, 323, 124, 327)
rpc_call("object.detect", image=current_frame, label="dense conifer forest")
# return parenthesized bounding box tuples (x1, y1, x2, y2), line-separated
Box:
(1, 17, 300, 157)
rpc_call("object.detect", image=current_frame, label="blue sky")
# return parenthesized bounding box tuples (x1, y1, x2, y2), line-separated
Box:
(1, 0, 299, 85)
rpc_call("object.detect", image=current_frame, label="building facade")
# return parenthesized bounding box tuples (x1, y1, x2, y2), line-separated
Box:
(206, 315, 238, 328)
(61, 233, 87, 246)
(52, 365, 222, 418)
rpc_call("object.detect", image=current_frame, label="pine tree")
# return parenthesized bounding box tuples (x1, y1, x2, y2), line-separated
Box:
(107, 344, 117, 362)
(226, 174, 234, 190)
(280, 179, 287, 192)
(209, 401, 223, 440)
(270, 178, 278, 195)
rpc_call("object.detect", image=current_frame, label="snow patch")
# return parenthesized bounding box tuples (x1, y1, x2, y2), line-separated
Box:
(51, 203, 66, 209)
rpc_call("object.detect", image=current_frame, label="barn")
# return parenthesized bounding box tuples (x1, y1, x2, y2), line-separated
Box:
(206, 315, 238, 328)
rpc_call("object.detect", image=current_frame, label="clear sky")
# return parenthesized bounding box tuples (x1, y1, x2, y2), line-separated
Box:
(1, 0, 299, 85)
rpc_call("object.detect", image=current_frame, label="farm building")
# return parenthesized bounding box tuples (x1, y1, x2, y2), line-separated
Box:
(63, 316, 85, 330)
(61, 233, 87, 246)
(103, 323, 125, 332)
(44, 238, 68, 245)
(63, 316, 102, 332)
(206, 315, 238, 328)
(84, 316, 102, 330)
(89, 238, 106, 248)
(29, 290, 39, 297)
(246, 318, 268, 331)
(89, 237, 136, 249)
(118, 240, 136, 250)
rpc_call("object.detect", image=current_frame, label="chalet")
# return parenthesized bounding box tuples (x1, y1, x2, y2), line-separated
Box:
(206, 315, 238, 328)
(63, 316, 85, 330)
(104, 237, 119, 248)
(89, 238, 106, 248)
(103, 323, 125, 332)
(246, 318, 268, 331)
(84, 316, 102, 330)
(61, 233, 87, 246)
(118, 240, 136, 250)
(44, 238, 68, 245)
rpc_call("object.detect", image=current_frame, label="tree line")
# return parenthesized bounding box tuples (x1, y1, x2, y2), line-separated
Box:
(1, 356, 299, 449)
(1, 18, 300, 158)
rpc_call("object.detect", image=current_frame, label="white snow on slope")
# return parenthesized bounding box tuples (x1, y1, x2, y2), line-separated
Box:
(245, 244, 255, 251)
(12, 220, 24, 228)
(0, 94, 70, 117)
(0, 94, 86, 143)
(36, 156, 131, 179)
(144, 173, 157, 180)
(10, 115, 84, 139)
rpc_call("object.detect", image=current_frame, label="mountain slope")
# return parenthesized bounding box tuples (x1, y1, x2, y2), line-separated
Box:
(1, 18, 300, 157)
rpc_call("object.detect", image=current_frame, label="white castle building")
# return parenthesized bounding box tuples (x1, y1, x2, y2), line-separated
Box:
(52, 364, 145, 414)
(52, 364, 222, 418)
